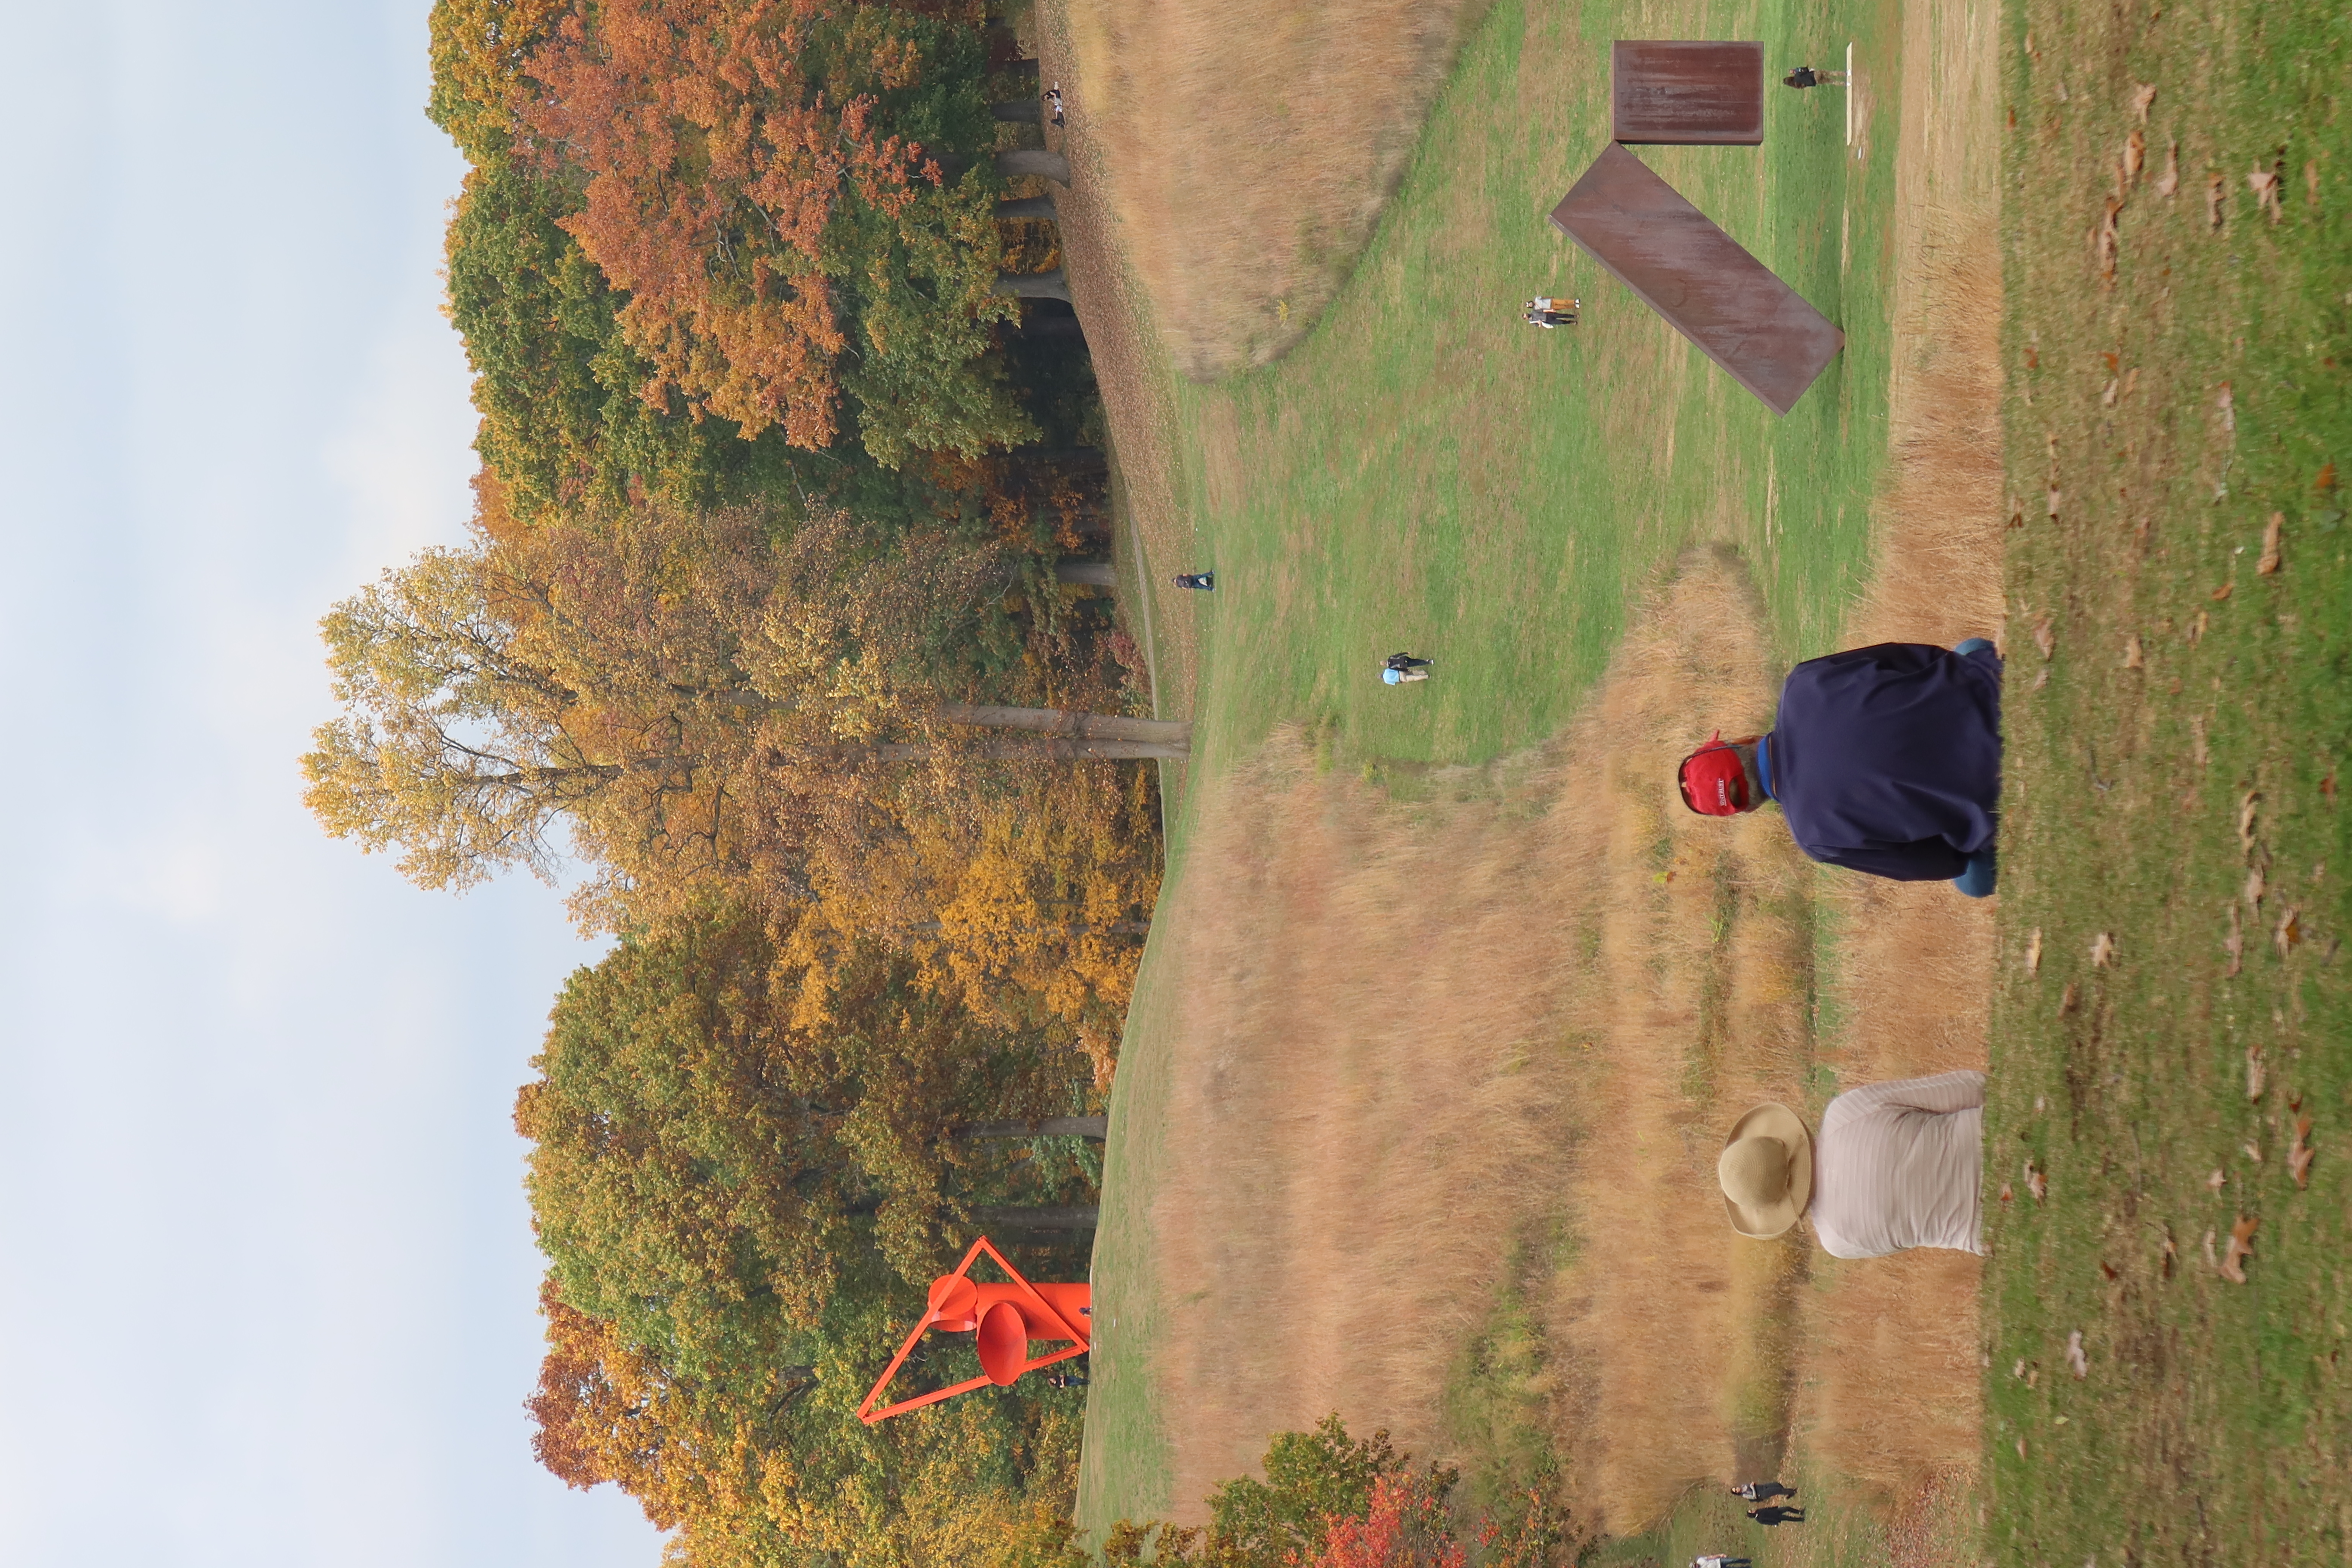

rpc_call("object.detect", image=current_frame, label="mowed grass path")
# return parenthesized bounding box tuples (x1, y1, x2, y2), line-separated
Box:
(1986, 0, 2352, 1560)
(1082, 0, 1906, 1534)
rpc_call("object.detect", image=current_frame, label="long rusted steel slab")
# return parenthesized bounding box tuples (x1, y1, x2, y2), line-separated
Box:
(1611, 40, 1766, 144)
(1548, 145, 1843, 416)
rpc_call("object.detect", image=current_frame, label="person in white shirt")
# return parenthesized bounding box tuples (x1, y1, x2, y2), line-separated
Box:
(1692, 1555, 1753, 1568)
(1717, 1072, 1989, 1257)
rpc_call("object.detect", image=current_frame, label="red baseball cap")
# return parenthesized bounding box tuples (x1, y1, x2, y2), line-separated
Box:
(1677, 732, 1749, 816)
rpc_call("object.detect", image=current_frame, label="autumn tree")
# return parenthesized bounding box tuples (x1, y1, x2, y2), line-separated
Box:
(515, 0, 1033, 466)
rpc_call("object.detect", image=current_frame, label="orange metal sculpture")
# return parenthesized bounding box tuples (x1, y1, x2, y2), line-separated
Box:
(856, 1235, 1092, 1424)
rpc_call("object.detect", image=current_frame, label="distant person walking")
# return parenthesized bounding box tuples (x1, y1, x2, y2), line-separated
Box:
(1747, 1505, 1806, 1526)
(1692, 1556, 1754, 1568)
(1525, 295, 1580, 328)
(1173, 572, 1216, 591)
(1047, 83, 1066, 126)
(1731, 1481, 1797, 1504)
(1382, 652, 1433, 685)
(1782, 65, 1850, 88)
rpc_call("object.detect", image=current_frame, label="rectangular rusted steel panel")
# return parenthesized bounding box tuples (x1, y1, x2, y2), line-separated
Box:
(1611, 40, 1766, 145)
(1549, 145, 1842, 416)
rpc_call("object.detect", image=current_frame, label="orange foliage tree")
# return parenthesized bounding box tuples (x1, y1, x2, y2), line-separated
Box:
(516, 0, 1030, 465)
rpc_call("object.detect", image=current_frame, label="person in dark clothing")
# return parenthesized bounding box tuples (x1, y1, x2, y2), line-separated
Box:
(1048, 83, 1066, 126)
(1524, 295, 1580, 328)
(1747, 1506, 1806, 1526)
(1782, 65, 1850, 88)
(1173, 572, 1216, 590)
(1677, 641, 2003, 895)
(1731, 1481, 1798, 1503)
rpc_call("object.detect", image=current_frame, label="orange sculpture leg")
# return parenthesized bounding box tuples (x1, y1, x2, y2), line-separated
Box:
(857, 1236, 1092, 1423)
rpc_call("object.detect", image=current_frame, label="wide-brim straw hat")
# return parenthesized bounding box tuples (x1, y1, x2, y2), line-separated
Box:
(1718, 1102, 1813, 1239)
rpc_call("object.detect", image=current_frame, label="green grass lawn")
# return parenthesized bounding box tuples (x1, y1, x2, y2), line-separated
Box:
(1984, 0, 2352, 1559)
(1081, 0, 1909, 1539)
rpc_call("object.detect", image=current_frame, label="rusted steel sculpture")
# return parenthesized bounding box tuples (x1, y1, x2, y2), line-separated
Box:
(1548, 145, 1844, 416)
(1611, 40, 1767, 144)
(857, 1236, 1091, 1423)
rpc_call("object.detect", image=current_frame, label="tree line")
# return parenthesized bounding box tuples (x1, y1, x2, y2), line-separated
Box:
(307, 2, 1155, 1559)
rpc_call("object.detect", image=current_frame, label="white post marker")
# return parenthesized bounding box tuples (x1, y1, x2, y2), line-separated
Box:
(1844, 42, 1855, 146)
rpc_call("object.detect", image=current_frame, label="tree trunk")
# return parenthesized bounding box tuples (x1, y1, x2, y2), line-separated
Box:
(1053, 560, 1115, 587)
(996, 148, 1070, 184)
(995, 195, 1058, 220)
(1006, 444, 1109, 472)
(910, 919, 1151, 940)
(881, 738, 1187, 761)
(961, 1116, 1110, 1141)
(995, 269, 1071, 303)
(976, 1205, 1099, 1230)
(991, 100, 1043, 122)
(1015, 314, 1085, 341)
(937, 703, 1188, 744)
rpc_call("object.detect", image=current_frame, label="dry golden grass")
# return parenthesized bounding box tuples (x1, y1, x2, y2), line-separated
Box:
(1535, 551, 1815, 1533)
(1782, 0, 2005, 1505)
(1056, 0, 1489, 379)
(1137, 550, 1831, 1535)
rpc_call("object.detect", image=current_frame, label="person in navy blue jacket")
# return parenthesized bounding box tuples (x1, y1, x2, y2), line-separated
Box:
(1676, 640, 2004, 896)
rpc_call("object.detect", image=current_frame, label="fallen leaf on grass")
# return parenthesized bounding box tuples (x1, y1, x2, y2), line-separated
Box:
(2206, 1167, 2228, 1191)
(2060, 980, 2080, 1014)
(2091, 931, 2116, 967)
(2246, 865, 2266, 906)
(2123, 634, 2144, 668)
(2220, 1214, 2258, 1282)
(2211, 582, 2233, 601)
(2036, 617, 2057, 658)
(2162, 1230, 2178, 1277)
(2026, 928, 2043, 974)
(2067, 1330, 2089, 1377)
(2098, 1260, 2118, 1280)
(1999, 1181, 2015, 1204)
(2319, 460, 2339, 494)
(2244, 1141, 2265, 1164)
(2258, 512, 2283, 574)
(2095, 197, 2123, 279)
(2239, 791, 2262, 851)
(2124, 366, 2140, 398)
(2248, 164, 2284, 223)
(2101, 377, 2119, 407)
(2012, 1357, 2027, 1378)
(2275, 905, 2302, 956)
(2216, 382, 2236, 432)
(2189, 609, 2210, 646)
(2288, 1115, 2315, 1188)
(2155, 141, 2181, 197)
(2130, 82, 2157, 120)
(2308, 159, 2323, 207)
(2208, 171, 2227, 228)
(2202, 1228, 2218, 1267)
(2047, 483, 2064, 518)
(2122, 129, 2146, 187)
(2025, 1160, 2049, 1201)
(2224, 902, 2245, 976)
(2247, 1047, 2267, 1099)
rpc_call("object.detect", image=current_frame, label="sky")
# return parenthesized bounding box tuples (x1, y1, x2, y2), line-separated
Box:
(0, 3, 664, 1562)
